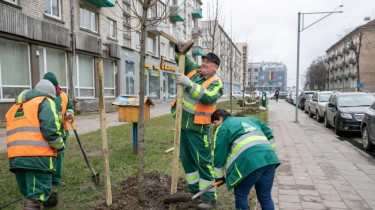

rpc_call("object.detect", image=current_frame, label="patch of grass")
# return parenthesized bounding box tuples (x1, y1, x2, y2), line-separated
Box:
(0, 101, 266, 210)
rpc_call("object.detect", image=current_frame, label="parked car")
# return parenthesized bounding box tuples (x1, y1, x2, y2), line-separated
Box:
(271, 91, 288, 100)
(286, 92, 293, 104)
(232, 91, 250, 99)
(307, 91, 334, 122)
(361, 101, 375, 151)
(324, 92, 375, 136)
(304, 95, 313, 114)
(297, 91, 316, 110)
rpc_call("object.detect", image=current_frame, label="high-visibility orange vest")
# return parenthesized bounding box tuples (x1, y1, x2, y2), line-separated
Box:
(60, 92, 69, 131)
(5, 96, 57, 158)
(172, 69, 220, 124)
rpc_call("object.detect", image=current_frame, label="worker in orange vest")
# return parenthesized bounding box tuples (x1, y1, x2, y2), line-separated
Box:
(43, 72, 74, 187)
(172, 39, 224, 210)
(5, 79, 65, 210)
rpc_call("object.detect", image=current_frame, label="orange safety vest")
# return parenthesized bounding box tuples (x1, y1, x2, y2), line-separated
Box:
(60, 92, 69, 131)
(172, 69, 220, 124)
(5, 96, 57, 158)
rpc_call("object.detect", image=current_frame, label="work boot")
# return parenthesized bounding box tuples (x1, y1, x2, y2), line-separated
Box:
(43, 190, 58, 207)
(23, 198, 42, 210)
(197, 200, 216, 210)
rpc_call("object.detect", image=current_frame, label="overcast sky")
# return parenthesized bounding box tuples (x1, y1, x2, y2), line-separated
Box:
(201, 0, 374, 88)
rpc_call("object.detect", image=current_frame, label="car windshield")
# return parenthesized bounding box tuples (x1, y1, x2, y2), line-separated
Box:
(319, 93, 332, 102)
(338, 94, 375, 107)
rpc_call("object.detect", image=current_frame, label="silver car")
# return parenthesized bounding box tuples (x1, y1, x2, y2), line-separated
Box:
(307, 91, 334, 122)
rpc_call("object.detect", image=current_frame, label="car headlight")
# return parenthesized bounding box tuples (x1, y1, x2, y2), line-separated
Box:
(340, 113, 352, 119)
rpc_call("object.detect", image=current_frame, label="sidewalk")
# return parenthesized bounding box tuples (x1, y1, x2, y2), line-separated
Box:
(0, 101, 173, 153)
(269, 99, 375, 209)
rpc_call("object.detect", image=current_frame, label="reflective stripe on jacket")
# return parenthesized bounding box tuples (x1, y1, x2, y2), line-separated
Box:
(172, 69, 220, 125)
(5, 96, 57, 158)
(60, 92, 69, 130)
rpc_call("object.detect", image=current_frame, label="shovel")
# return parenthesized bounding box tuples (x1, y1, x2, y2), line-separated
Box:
(67, 117, 100, 188)
(163, 180, 224, 204)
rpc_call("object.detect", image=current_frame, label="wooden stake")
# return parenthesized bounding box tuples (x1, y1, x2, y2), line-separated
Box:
(97, 59, 112, 206)
(169, 55, 185, 210)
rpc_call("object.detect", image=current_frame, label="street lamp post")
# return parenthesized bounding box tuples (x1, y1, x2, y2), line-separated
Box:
(294, 6, 343, 123)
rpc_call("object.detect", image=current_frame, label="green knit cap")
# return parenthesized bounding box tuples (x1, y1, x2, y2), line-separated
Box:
(43, 72, 58, 86)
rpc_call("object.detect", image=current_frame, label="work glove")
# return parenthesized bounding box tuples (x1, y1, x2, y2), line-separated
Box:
(65, 110, 74, 121)
(175, 38, 187, 53)
(176, 73, 191, 87)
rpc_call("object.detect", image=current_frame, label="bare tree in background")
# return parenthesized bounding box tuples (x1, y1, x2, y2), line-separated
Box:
(205, 0, 225, 52)
(305, 57, 327, 91)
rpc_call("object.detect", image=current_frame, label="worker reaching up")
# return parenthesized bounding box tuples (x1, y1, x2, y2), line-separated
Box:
(171, 39, 224, 210)
(43, 72, 74, 187)
(5, 79, 65, 210)
(211, 109, 280, 210)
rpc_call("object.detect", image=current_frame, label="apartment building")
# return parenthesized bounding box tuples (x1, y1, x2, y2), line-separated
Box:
(325, 19, 375, 92)
(0, 0, 204, 120)
(201, 20, 242, 95)
(249, 61, 287, 92)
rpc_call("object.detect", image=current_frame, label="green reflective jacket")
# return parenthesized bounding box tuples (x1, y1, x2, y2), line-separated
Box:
(171, 54, 224, 133)
(213, 116, 280, 190)
(8, 89, 61, 173)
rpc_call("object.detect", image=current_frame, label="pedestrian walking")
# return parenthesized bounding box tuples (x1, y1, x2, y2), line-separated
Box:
(43, 72, 74, 187)
(274, 89, 280, 102)
(5, 79, 65, 210)
(211, 109, 280, 210)
(172, 39, 224, 210)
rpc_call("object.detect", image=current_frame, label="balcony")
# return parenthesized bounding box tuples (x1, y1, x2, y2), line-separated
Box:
(87, 0, 115, 7)
(169, 5, 185, 22)
(342, 74, 349, 80)
(192, 45, 203, 56)
(191, 8, 203, 19)
(147, 21, 167, 35)
(349, 58, 356, 64)
(348, 72, 357, 79)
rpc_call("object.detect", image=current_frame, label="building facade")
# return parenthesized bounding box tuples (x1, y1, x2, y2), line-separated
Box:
(249, 61, 287, 92)
(325, 19, 375, 92)
(0, 0, 204, 120)
(201, 20, 242, 95)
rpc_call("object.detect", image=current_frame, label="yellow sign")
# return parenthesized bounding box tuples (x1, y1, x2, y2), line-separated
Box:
(153, 65, 160, 70)
(145, 63, 151, 68)
(160, 57, 176, 72)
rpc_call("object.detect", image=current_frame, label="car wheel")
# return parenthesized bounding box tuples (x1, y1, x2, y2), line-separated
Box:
(324, 114, 331, 128)
(308, 108, 313, 118)
(334, 119, 342, 136)
(316, 111, 321, 122)
(362, 126, 375, 151)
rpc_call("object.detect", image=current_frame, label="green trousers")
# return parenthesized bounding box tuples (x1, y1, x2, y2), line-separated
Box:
(180, 129, 216, 201)
(15, 169, 52, 202)
(52, 138, 67, 183)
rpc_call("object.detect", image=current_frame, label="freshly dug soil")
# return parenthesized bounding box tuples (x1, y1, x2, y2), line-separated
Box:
(96, 171, 198, 210)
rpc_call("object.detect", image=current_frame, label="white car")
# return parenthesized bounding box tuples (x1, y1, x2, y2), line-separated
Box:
(232, 91, 250, 99)
(307, 91, 334, 122)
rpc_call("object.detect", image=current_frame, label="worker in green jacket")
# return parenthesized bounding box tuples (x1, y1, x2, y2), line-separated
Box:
(172, 40, 224, 210)
(211, 109, 280, 210)
(43, 72, 74, 187)
(6, 79, 64, 210)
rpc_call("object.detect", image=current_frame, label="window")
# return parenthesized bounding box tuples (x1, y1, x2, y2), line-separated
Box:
(169, 46, 174, 59)
(0, 38, 31, 100)
(79, 7, 98, 32)
(108, 18, 117, 39)
(4, 0, 17, 4)
(45, 0, 61, 18)
(122, 1, 131, 14)
(147, 36, 156, 53)
(161, 43, 166, 56)
(125, 61, 135, 95)
(38, 47, 68, 91)
(202, 41, 211, 49)
(136, 32, 141, 49)
(75, 54, 94, 98)
(103, 60, 115, 97)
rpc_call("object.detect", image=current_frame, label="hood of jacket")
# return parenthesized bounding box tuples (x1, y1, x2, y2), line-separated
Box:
(15, 89, 54, 104)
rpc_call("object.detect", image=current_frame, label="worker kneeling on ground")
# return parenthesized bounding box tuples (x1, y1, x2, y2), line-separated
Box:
(211, 109, 280, 210)
(5, 79, 65, 210)
(172, 39, 224, 210)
